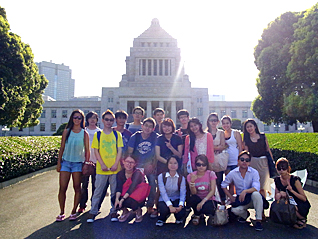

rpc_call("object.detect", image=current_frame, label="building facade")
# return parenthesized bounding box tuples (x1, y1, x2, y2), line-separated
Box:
(2, 19, 313, 136)
(36, 61, 75, 101)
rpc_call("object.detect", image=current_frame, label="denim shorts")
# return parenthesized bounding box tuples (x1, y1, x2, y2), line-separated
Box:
(60, 160, 82, 173)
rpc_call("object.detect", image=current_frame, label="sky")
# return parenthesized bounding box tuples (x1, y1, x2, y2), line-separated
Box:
(1, 0, 318, 101)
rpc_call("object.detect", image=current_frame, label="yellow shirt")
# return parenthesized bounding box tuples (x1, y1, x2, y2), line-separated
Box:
(91, 130, 123, 175)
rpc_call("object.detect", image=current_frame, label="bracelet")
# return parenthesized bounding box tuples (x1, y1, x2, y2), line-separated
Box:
(203, 198, 208, 201)
(190, 182, 195, 186)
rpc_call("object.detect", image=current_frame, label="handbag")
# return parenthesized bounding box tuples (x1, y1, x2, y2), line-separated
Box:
(186, 137, 193, 174)
(266, 151, 279, 178)
(121, 171, 151, 203)
(270, 192, 297, 225)
(211, 150, 229, 172)
(209, 203, 229, 226)
(82, 161, 96, 176)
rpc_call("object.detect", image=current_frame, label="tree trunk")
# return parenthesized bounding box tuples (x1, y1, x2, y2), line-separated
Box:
(312, 120, 318, 132)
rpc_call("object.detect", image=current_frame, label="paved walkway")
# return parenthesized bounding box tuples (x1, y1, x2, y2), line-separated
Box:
(0, 170, 318, 239)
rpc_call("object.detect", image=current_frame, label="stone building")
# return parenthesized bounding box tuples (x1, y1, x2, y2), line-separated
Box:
(2, 19, 313, 136)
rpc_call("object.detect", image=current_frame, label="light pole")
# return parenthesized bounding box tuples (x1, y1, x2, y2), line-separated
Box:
(273, 124, 280, 133)
(2, 126, 9, 136)
(298, 125, 305, 133)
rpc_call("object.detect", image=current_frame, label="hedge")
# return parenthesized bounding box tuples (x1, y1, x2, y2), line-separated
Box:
(267, 133, 318, 182)
(0, 136, 61, 183)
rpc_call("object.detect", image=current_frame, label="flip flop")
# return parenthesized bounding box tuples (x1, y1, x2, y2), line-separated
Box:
(56, 214, 65, 222)
(119, 211, 132, 222)
(69, 213, 77, 221)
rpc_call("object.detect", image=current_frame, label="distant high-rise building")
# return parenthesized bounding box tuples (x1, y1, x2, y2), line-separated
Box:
(36, 61, 75, 101)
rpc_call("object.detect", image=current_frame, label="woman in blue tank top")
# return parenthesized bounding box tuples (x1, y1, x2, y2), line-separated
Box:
(56, 109, 90, 222)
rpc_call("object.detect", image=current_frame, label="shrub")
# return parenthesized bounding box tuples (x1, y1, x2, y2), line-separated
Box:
(0, 136, 61, 182)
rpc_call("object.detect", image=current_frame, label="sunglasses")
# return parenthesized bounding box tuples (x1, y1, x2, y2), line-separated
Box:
(196, 163, 207, 167)
(277, 166, 288, 171)
(73, 116, 82, 120)
(209, 119, 218, 123)
(104, 118, 114, 122)
(239, 157, 251, 162)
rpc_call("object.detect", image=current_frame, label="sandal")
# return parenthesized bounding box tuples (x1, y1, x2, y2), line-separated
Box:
(192, 215, 200, 226)
(69, 213, 77, 221)
(294, 219, 307, 229)
(135, 214, 143, 223)
(56, 214, 65, 222)
(119, 211, 132, 222)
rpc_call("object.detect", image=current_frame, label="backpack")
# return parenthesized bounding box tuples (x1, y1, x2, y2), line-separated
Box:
(96, 129, 118, 152)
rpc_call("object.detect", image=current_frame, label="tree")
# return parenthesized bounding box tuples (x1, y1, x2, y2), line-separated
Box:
(0, 6, 48, 128)
(53, 123, 67, 136)
(286, 4, 318, 132)
(252, 12, 301, 125)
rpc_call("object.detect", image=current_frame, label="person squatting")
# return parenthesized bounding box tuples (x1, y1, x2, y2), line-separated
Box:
(56, 108, 311, 231)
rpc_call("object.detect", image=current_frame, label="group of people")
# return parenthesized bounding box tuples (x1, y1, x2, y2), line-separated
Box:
(56, 107, 311, 231)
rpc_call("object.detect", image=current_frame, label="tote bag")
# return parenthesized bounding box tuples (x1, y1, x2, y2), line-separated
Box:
(121, 177, 151, 203)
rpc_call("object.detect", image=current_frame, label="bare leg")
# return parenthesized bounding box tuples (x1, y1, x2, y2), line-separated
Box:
(71, 172, 82, 215)
(58, 171, 71, 215)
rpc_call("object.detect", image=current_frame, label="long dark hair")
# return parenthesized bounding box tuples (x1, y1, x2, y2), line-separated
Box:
(86, 111, 98, 127)
(206, 112, 219, 133)
(187, 117, 204, 152)
(243, 118, 261, 143)
(166, 155, 182, 175)
(65, 109, 85, 141)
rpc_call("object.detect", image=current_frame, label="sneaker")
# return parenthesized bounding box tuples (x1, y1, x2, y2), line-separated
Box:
(87, 214, 95, 223)
(156, 220, 164, 227)
(111, 213, 119, 222)
(255, 222, 263, 231)
(238, 211, 250, 223)
(175, 220, 183, 224)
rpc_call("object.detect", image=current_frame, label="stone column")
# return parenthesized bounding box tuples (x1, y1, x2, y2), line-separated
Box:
(147, 101, 152, 118)
(159, 101, 164, 110)
(134, 101, 140, 108)
(171, 101, 177, 123)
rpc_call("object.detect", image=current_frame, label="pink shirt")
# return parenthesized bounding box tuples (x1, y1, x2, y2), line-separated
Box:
(187, 170, 217, 200)
(183, 132, 214, 170)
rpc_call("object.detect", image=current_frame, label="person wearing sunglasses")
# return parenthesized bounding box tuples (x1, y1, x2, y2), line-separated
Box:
(221, 151, 264, 231)
(56, 109, 90, 222)
(187, 155, 217, 226)
(87, 110, 124, 223)
(274, 158, 311, 229)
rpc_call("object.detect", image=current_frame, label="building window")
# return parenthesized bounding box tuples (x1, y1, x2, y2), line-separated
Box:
(197, 108, 203, 116)
(285, 124, 289, 131)
(231, 110, 237, 118)
(148, 60, 152, 76)
(142, 59, 146, 76)
(108, 98, 113, 103)
(197, 98, 202, 103)
(141, 42, 145, 47)
(165, 60, 169, 76)
(153, 60, 157, 76)
(30, 126, 34, 132)
(264, 124, 269, 131)
(51, 110, 57, 118)
(242, 110, 248, 118)
(221, 110, 226, 116)
(166, 43, 170, 47)
(62, 110, 68, 118)
(40, 123, 45, 132)
(159, 60, 163, 76)
(51, 123, 56, 132)
(154, 42, 157, 47)
(41, 110, 46, 118)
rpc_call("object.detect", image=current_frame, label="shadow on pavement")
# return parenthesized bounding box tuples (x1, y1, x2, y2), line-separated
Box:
(25, 211, 318, 239)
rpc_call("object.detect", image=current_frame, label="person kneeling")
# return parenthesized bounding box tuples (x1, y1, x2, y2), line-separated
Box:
(221, 151, 264, 231)
(156, 156, 186, 226)
(187, 155, 218, 226)
(112, 156, 148, 223)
